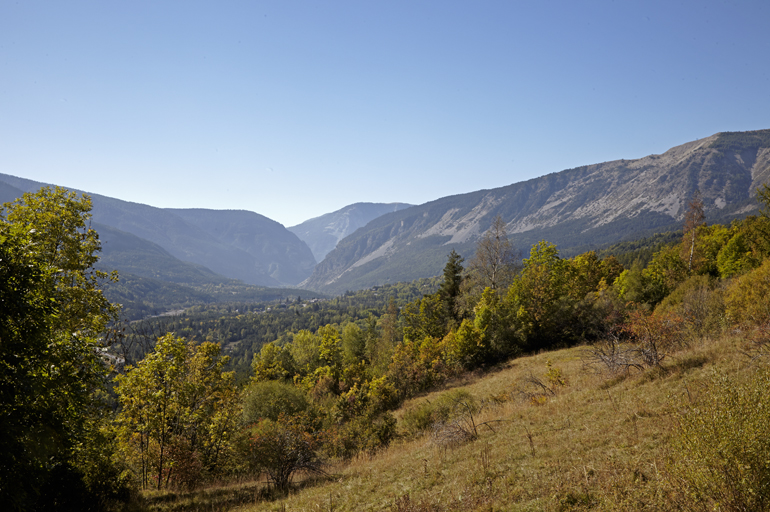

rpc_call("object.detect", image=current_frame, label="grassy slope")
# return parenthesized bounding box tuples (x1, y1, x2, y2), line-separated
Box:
(139, 333, 754, 512)
(230, 335, 747, 512)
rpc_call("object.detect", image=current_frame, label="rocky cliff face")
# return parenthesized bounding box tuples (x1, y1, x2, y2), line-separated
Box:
(303, 130, 770, 294)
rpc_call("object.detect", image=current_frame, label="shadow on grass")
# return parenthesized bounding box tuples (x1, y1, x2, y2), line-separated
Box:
(141, 472, 340, 512)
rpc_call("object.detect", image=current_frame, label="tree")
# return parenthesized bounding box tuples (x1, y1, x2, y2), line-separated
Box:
(468, 216, 518, 292)
(115, 334, 239, 490)
(438, 250, 464, 326)
(0, 187, 123, 510)
(682, 190, 706, 272)
(507, 241, 570, 349)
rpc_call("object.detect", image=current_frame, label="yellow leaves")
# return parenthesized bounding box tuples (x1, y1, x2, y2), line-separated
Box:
(724, 259, 770, 326)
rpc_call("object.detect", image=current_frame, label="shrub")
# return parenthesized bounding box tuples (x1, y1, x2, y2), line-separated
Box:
(624, 310, 685, 367)
(245, 415, 325, 492)
(655, 275, 726, 340)
(401, 389, 477, 437)
(324, 412, 397, 458)
(668, 368, 770, 511)
(242, 380, 309, 423)
(725, 259, 770, 326)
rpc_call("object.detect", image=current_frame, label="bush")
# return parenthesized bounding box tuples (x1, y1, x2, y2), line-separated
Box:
(624, 310, 686, 368)
(668, 368, 770, 511)
(655, 275, 726, 340)
(245, 415, 325, 492)
(324, 412, 397, 459)
(725, 259, 770, 326)
(401, 389, 477, 437)
(242, 380, 309, 423)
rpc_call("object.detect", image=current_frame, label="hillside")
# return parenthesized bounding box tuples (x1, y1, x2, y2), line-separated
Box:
(303, 129, 770, 294)
(288, 202, 413, 262)
(94, 223, 312, 319)
(0, 173, 316, 287)
(242, 338, 741, 511)
(141, 334, 755, 512)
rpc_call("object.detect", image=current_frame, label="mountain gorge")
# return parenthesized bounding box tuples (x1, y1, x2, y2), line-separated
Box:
(288, 202, 413, 261)
(302, 130, 770, 294)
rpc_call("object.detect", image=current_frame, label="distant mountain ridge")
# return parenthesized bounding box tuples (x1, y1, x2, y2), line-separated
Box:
(0, 173, 316, 287)
(288, 202, 413, 262)
(302, 129, 770, 294)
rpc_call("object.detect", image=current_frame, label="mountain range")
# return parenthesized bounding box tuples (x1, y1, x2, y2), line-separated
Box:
(301, 129, 770, 294)
(0, 173, 316, 288)
(2, 128, 770, 300)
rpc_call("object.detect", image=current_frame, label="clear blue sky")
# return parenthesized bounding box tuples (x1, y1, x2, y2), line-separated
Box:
(1, 1, 768, 227)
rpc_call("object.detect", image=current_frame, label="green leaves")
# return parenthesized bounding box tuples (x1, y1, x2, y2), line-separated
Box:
(114, 334, 238, 490)
(0, 187, 123, 510)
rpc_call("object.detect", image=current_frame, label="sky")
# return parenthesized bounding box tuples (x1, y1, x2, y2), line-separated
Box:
(1, 1, 769, 227)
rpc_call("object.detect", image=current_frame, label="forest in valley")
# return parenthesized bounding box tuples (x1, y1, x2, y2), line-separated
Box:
(4, 186, 770, 511)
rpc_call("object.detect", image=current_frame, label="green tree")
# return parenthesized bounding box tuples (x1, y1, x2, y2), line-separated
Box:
(507, 241, 570, 349)
(438, 250, 465, 326)
(341, 322, 367, 365)
(401, 293, 447, 342)
(252, 342, 297, 382)
(0, 187, 123, 510)
(242, 380, 310, 423)
(115, 334, 239, 490)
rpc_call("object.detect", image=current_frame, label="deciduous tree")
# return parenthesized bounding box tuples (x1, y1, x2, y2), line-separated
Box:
(0, 187, 123, 510)
(115, 334, 238, 490)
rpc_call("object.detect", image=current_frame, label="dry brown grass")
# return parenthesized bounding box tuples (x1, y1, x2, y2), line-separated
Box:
(169, 334, 747, 511)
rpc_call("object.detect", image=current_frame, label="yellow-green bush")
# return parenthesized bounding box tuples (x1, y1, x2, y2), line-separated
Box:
(401, 389, 477, 437)
(725, 258, 770, 326)
(669, 368, 770, 511)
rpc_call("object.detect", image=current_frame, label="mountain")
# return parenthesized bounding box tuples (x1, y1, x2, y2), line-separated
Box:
(303, 129, 770, 294)
(288, 202, 413, 262)
(93, 222, 233, 286)
(0, 173, 317, 287)
(166, 208, 316, 285)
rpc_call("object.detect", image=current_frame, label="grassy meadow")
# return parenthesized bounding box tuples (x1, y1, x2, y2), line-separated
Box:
(140, 330, 760, 512)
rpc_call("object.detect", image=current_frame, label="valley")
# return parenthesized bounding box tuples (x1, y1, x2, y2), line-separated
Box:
(3, 129, 770, 511)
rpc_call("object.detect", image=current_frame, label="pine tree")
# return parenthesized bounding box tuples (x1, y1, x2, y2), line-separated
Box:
(439, 250, 464, 325)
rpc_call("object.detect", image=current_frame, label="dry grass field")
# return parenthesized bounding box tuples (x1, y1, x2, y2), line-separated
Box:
(141, 332, 760, 512)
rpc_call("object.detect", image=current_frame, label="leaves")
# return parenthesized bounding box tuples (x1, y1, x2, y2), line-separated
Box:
(114, 334, 238, 490)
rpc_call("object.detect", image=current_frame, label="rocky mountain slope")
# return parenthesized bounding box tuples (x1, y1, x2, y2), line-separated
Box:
(0, 173, 316, 287)
(288, 202, 413, 262)
(303, 129, 770, 294)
